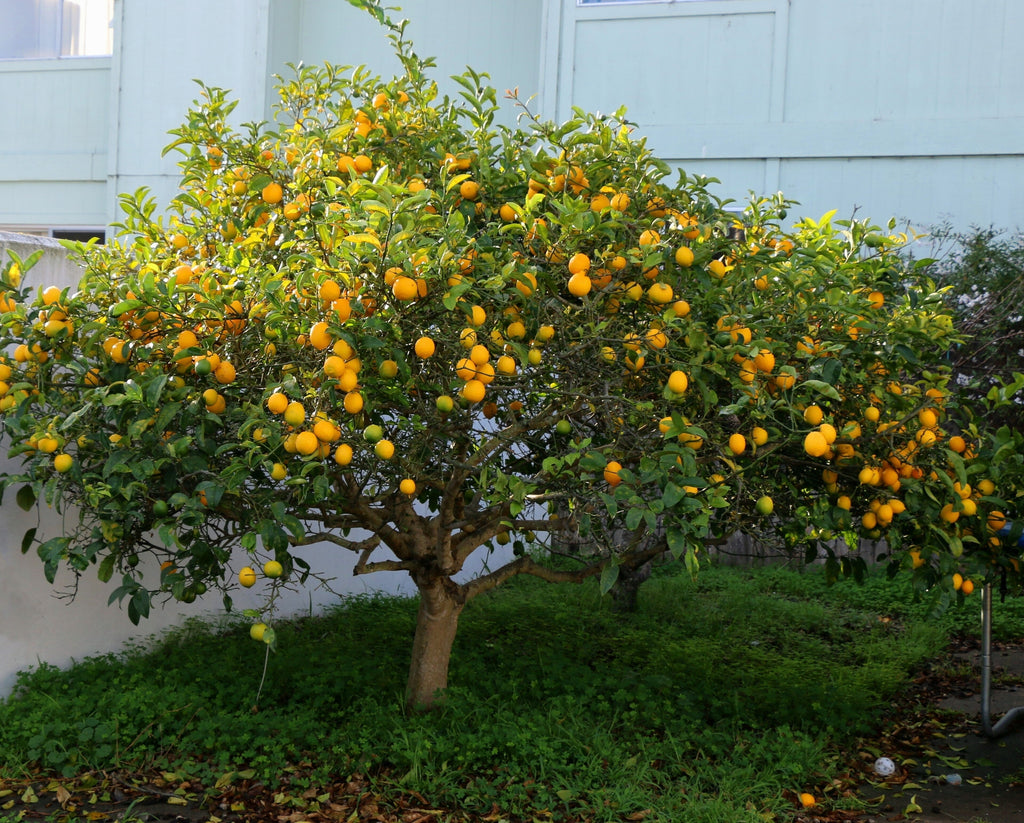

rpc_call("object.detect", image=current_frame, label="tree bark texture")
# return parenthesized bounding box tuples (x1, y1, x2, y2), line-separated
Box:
(405, 577, 464, 711)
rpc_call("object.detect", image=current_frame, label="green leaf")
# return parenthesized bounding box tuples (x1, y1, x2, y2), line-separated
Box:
(20, 527, 36, 554)
(97, 554, 116, 583)
(662, 482, 685, 508)
(15, 485, 35, 512)
(801, 378, 842, 400)
(625, 506, 643, 531)
(145, 373, 169, 407)
(599, 562, 619, 595)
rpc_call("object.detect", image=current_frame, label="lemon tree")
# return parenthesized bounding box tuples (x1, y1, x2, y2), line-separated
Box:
(0, 7, 1017, 708)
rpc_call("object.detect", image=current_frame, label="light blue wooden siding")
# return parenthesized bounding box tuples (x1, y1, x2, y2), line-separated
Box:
(107, 0, 274, 224)
(0, 57, 110, 226)
(557, 0, 1024, 230)
(274, 0, 544, 125)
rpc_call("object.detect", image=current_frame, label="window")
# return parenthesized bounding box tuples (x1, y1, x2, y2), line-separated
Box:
(0, 0, 113, 59)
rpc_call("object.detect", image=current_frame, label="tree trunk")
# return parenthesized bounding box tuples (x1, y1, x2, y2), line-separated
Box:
(610, 559, 653, 612)
(405, 577, 464, 711)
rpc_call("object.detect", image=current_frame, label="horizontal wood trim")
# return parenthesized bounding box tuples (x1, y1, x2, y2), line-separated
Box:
(0, 56, 110, 73)
(645, 116, 1024, 160)
(0, 153, 107, 182)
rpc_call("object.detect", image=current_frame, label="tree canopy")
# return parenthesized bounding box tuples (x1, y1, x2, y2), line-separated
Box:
(1, 13, 1016, 707)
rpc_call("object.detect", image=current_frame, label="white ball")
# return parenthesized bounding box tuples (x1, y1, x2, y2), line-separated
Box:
(874, 756, 896, 777)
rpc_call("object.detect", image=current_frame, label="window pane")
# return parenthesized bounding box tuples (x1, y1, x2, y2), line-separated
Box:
(0, 0, 112, 59)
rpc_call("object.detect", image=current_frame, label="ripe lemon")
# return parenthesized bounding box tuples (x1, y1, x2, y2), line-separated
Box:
(987, 510, 1007, 530)
(567, 252, 591, 275)
(375, 439, 395, 459)
(495, 355, 516, 376)
(343, 391, 364, 414)
(334, 443, 353, 465)
(392, 276, 418, 301)
(263, 560, 284, 578)
(799, 793, 816, 809)
(567, 272, 592, 297)
(414, 336, 436, 358)
(752, 426, 768, 446)
(399, 478, 416, 495)
(261, 182, 284, 204)
(674, 246, 695, 267)
(803, 405, 824, 426)
(295, 430, 319, 455)
(647, 282, 673, 304)
(803, 431, 829, 457)
(250, 622, 268, 641)
(284, 401, 306, 427)
(728, 433, 747, 456)
(214, 361, 236, 384)
(603, 460, 623, 486)
(53, 453, 73, 473)
(461, 379, 486, 403)
(266, 392, 288, 415)
(313, 418, 340, 443)
(667, 370, 689, 395)
(239, 566, 258, 587)
(309, 321, 332, 350)
(940, 503, 959, 524)
(672, 300, 691, 317)
(270, 462, 287, 481)
(961, 579, 975, 595)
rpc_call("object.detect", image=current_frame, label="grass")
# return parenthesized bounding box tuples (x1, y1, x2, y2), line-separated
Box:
(0, 562, 1014, 822)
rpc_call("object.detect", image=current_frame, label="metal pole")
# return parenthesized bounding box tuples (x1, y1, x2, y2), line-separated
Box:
(980, 582, 1024, 738)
